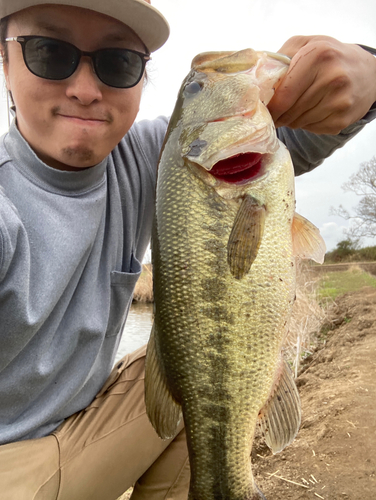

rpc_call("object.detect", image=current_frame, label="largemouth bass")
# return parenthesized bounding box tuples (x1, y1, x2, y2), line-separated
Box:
(145, 48, 326, 500)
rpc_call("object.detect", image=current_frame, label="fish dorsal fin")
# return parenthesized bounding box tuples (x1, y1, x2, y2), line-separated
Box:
(191, 51, 239, 69)
(145, 324, 182, 439)
(193, 49, 259, 73)
(258, 358, 301, 454)
(292, 213, 326, 264)
(227, 195, 266, 279)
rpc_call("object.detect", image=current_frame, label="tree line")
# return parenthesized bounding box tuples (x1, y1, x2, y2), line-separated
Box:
(325, 239, 376, 263)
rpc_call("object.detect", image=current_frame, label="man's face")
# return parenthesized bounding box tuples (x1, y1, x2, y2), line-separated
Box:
(3, 5, 146, 170)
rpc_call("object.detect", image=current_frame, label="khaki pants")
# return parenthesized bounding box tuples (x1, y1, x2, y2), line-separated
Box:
(0, 346, 190, 500)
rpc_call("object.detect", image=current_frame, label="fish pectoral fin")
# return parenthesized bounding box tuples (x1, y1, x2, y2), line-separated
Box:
(292, 213, 326, 264)
(258, 358, 301, 454)
(227, 195, 265, 279)
(145, 324, 182, 440)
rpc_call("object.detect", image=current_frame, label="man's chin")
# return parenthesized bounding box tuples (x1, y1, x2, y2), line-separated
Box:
(47, 146, 104, 171)
(62, 146, 97, 164)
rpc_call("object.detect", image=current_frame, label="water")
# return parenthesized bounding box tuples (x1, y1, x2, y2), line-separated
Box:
(114, 302, 154, 364)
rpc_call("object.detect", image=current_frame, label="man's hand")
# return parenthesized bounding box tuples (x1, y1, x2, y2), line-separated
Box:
(268, 35, 376, 135)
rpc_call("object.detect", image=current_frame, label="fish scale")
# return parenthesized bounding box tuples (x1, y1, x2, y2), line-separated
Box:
(146, 48, 325, 500)
(152, 142, 294, 499)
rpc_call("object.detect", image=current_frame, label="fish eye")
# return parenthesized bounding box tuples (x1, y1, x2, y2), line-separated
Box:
(184, 80, 202, 95)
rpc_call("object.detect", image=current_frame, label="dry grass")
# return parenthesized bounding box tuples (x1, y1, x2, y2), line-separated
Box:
(283, 261, 326, 377)
(116, 489, 133, 500)
(348, 264, 363, 273)
(133, 264, 153, 303)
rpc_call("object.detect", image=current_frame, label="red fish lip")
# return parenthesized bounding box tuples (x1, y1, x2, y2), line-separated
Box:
(209, 152, 264, 184)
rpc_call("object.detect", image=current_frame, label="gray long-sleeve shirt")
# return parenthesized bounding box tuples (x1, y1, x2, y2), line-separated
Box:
(0, 110, 374, 444)
(0, 117, 167, 444)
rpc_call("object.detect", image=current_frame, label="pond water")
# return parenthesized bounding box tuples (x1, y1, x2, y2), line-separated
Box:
(114, 302, 154, 364)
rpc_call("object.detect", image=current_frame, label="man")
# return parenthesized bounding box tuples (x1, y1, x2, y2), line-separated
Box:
(0, 0, 375, 499)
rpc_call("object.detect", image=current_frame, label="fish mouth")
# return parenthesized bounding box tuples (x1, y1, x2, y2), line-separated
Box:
(209, 152, 264, 184)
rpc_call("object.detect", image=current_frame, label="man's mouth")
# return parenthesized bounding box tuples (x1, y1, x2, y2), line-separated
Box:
(209, 152, 263, 184)
(59, 115, 107, 124)
(52, 107, 113, 124)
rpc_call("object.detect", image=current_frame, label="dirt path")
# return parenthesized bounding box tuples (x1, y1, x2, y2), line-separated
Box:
(252, 287, 376, 499)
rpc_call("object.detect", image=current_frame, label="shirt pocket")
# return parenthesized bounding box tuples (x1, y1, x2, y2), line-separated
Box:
(105, 254, 142, 337)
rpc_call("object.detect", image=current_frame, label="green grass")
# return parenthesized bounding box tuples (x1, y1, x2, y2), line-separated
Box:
(318, 268, 376, 301)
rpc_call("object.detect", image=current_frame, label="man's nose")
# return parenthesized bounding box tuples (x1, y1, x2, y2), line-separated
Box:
(65, 58, 103, 104)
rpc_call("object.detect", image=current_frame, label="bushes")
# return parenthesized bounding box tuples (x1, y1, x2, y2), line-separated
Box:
(358, 246, 376, 261)
(325, 239, 376, 263)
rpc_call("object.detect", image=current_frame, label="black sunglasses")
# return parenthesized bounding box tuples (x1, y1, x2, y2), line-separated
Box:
(5, 35, 150, 89)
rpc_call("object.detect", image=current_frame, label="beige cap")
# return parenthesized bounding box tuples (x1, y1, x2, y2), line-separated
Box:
(0, 0, 170, 52)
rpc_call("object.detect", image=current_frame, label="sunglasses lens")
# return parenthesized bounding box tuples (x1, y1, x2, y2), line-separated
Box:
(21, 37, 145, 88)
(24, 38, 77, 80)
(95, 49, 144, 88)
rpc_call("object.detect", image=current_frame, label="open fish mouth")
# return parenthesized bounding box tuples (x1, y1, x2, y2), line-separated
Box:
(209, 152, 264, 184)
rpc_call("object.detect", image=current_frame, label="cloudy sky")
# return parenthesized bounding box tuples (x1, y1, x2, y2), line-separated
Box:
(1, 0, 375, 251)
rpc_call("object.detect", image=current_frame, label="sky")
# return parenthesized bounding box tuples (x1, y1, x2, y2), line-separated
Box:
(0, 0, 375, 252)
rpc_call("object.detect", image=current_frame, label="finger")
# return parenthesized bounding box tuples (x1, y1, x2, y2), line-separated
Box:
(278, 75, 370, 133)
(273, 81, 326, 128)
(268, 53, 319, 122)
(276, 35, 313, 58)
(295, 113, 345, 135)
(287, 101, 361, 134)
(285, 106, 332, 132)
(280, 88, 352, 132)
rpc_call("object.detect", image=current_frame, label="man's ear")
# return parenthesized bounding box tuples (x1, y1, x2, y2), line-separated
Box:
(4, 67, 10, 91)
(1, 57, 14, 107)
(1, 48, 10, 89)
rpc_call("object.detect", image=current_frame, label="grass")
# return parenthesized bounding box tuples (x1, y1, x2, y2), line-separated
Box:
(117, 489, 132, 500)
(284, 263, 326, 376)
(317, 265, 376, 301)
(133, 264, 153, 303)
(284, 264, 376, 374)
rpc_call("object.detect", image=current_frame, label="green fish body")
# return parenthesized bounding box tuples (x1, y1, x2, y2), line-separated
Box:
(145, 49, 325, 500)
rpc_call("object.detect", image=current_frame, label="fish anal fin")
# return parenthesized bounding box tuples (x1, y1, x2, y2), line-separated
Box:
(258, 358, 301, 454)
(292, 213, 326, 264)
(145, 324, 182, 439)
(227, 195, 265, 279)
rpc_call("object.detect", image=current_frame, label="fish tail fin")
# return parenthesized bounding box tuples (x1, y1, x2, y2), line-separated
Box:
(258, 358, 301, 454)
(145, 324, 182, 439)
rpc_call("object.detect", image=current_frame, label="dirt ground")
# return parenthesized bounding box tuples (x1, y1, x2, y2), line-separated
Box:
(119, 286, 375, 500)
(252, 286, 376, 500)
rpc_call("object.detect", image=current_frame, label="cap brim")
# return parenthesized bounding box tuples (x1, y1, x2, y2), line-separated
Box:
(0, 0, 170, 52)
